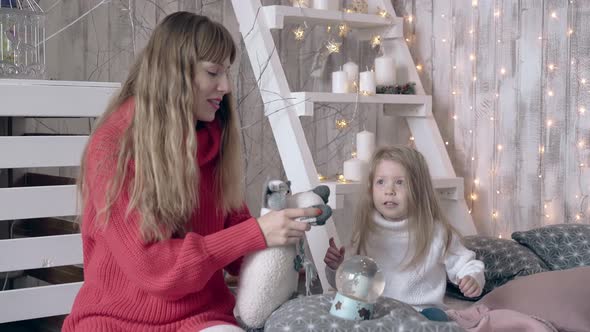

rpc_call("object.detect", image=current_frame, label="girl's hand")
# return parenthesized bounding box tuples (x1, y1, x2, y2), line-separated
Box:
(324, 237, 345, 270)
(458, 276, 482, 298)
(257, 208, 319, 247)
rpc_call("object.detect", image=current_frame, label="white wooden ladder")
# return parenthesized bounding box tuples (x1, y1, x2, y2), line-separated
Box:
(230, 0, 476, 292)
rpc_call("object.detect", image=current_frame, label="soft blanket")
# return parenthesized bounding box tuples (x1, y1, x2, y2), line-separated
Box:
(446, 304, 557, 332)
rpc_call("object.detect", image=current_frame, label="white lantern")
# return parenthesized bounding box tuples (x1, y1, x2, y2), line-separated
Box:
(0, 0, 45, 78)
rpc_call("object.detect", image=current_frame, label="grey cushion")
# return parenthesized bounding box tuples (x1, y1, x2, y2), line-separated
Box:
(512, 223, 590, 270)
(264, 294, 464, 331)
(462, 236, 548, 294)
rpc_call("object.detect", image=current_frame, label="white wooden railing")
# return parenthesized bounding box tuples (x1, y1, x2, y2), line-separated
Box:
(0, 79, 118, 323)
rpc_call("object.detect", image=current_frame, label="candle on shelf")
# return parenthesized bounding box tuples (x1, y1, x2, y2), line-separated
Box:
(343, 158, 367, 182)
(343, 61, 359, 91)
(367, 2, 380, 14)
(359, 70, 376, 95)
(374, 54, 396, 86)
(337, 174, 347, 183)
(291, 0, 310, 7)
(357, 130, 375, 162)
(332, 69, 349, 93)
(313, 0, 339, 10)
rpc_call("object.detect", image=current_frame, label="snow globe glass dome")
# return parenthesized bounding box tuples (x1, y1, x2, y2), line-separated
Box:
(329, 255, 385, 320)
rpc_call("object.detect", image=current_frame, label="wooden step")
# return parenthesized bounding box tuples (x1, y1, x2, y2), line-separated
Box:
(322, 176, 464, 209)
(261, 5, 403, 30)
(290, 92, 431, 117)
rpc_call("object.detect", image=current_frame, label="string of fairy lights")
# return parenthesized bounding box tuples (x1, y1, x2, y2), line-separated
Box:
(492, 0, 500, 235)
(566, 0, 589, 222)
(571, 0, 589, 222)
(404, 0, 588, 235)
(470, 1, 480, 227)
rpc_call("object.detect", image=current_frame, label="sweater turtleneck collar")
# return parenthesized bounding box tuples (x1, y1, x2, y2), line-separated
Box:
(372, 210, 409, 233)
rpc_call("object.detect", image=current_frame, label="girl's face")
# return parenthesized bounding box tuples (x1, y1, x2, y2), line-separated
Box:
(194, 58, 231, 122)
(372, 160, 409, 221)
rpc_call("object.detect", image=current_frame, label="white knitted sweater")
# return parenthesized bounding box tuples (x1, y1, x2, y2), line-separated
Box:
(327, 211, 485, 310)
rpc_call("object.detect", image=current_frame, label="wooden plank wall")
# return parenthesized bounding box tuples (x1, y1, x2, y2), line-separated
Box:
(18, 0, 590, 237)
(394, 0, 590, 235)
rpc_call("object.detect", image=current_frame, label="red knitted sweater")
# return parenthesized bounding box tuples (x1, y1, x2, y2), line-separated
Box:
(62, 99, 266, 332)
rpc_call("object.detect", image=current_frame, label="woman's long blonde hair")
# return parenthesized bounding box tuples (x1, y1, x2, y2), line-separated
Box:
(352, 145, 457, 268)
(78, 12, 243, 242)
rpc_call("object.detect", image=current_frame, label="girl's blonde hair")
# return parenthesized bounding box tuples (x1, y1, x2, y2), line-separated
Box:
(78, 12, 243, 242)
(352, 145, 457, 268)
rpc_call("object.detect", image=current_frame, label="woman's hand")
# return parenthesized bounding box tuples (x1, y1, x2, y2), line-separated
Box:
(324, 237, 345, 270)
(257, 208, 319, 247)
(458, 275, 482, 298)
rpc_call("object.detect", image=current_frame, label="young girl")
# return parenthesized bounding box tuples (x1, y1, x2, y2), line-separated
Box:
(62, 12, 318, 332)
(324, 145, 484, 322)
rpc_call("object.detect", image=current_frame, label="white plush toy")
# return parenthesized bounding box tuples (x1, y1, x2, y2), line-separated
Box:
(234, 180, 332, 329)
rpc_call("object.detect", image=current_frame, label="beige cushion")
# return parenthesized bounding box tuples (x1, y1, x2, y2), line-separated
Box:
(478, 267, 590, 332)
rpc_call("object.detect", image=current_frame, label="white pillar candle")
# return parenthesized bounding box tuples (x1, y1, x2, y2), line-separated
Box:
(313, 0, 339, 10)
(343, 61, 359, 91)
(357, 130, 375, 162)
(343, 158, 366, 182)
(367, 2, 380, 14)
(291, 0, 310, 8)
(374, 55, 396, 86)
(332, 70, 349, 93)
(359, 71, 376, 95)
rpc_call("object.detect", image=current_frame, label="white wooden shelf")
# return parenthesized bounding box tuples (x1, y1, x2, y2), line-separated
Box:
(0, 282, 83, 323)
(290, 92, 431, 117)
(322, 176, 464, 209)
(0, 185, 78, 221)
(0, 234, 82, 273)
(0, 136, 88, 168)
(0, 79, 119, 117)
(262, 5, 403, 30)
(233, 0, 477, 293)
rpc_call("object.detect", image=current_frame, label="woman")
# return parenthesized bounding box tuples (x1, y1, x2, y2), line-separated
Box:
(63, 12, 317, 332)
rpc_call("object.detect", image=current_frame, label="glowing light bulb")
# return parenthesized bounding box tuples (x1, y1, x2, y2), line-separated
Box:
(293, 26, 305, 40)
